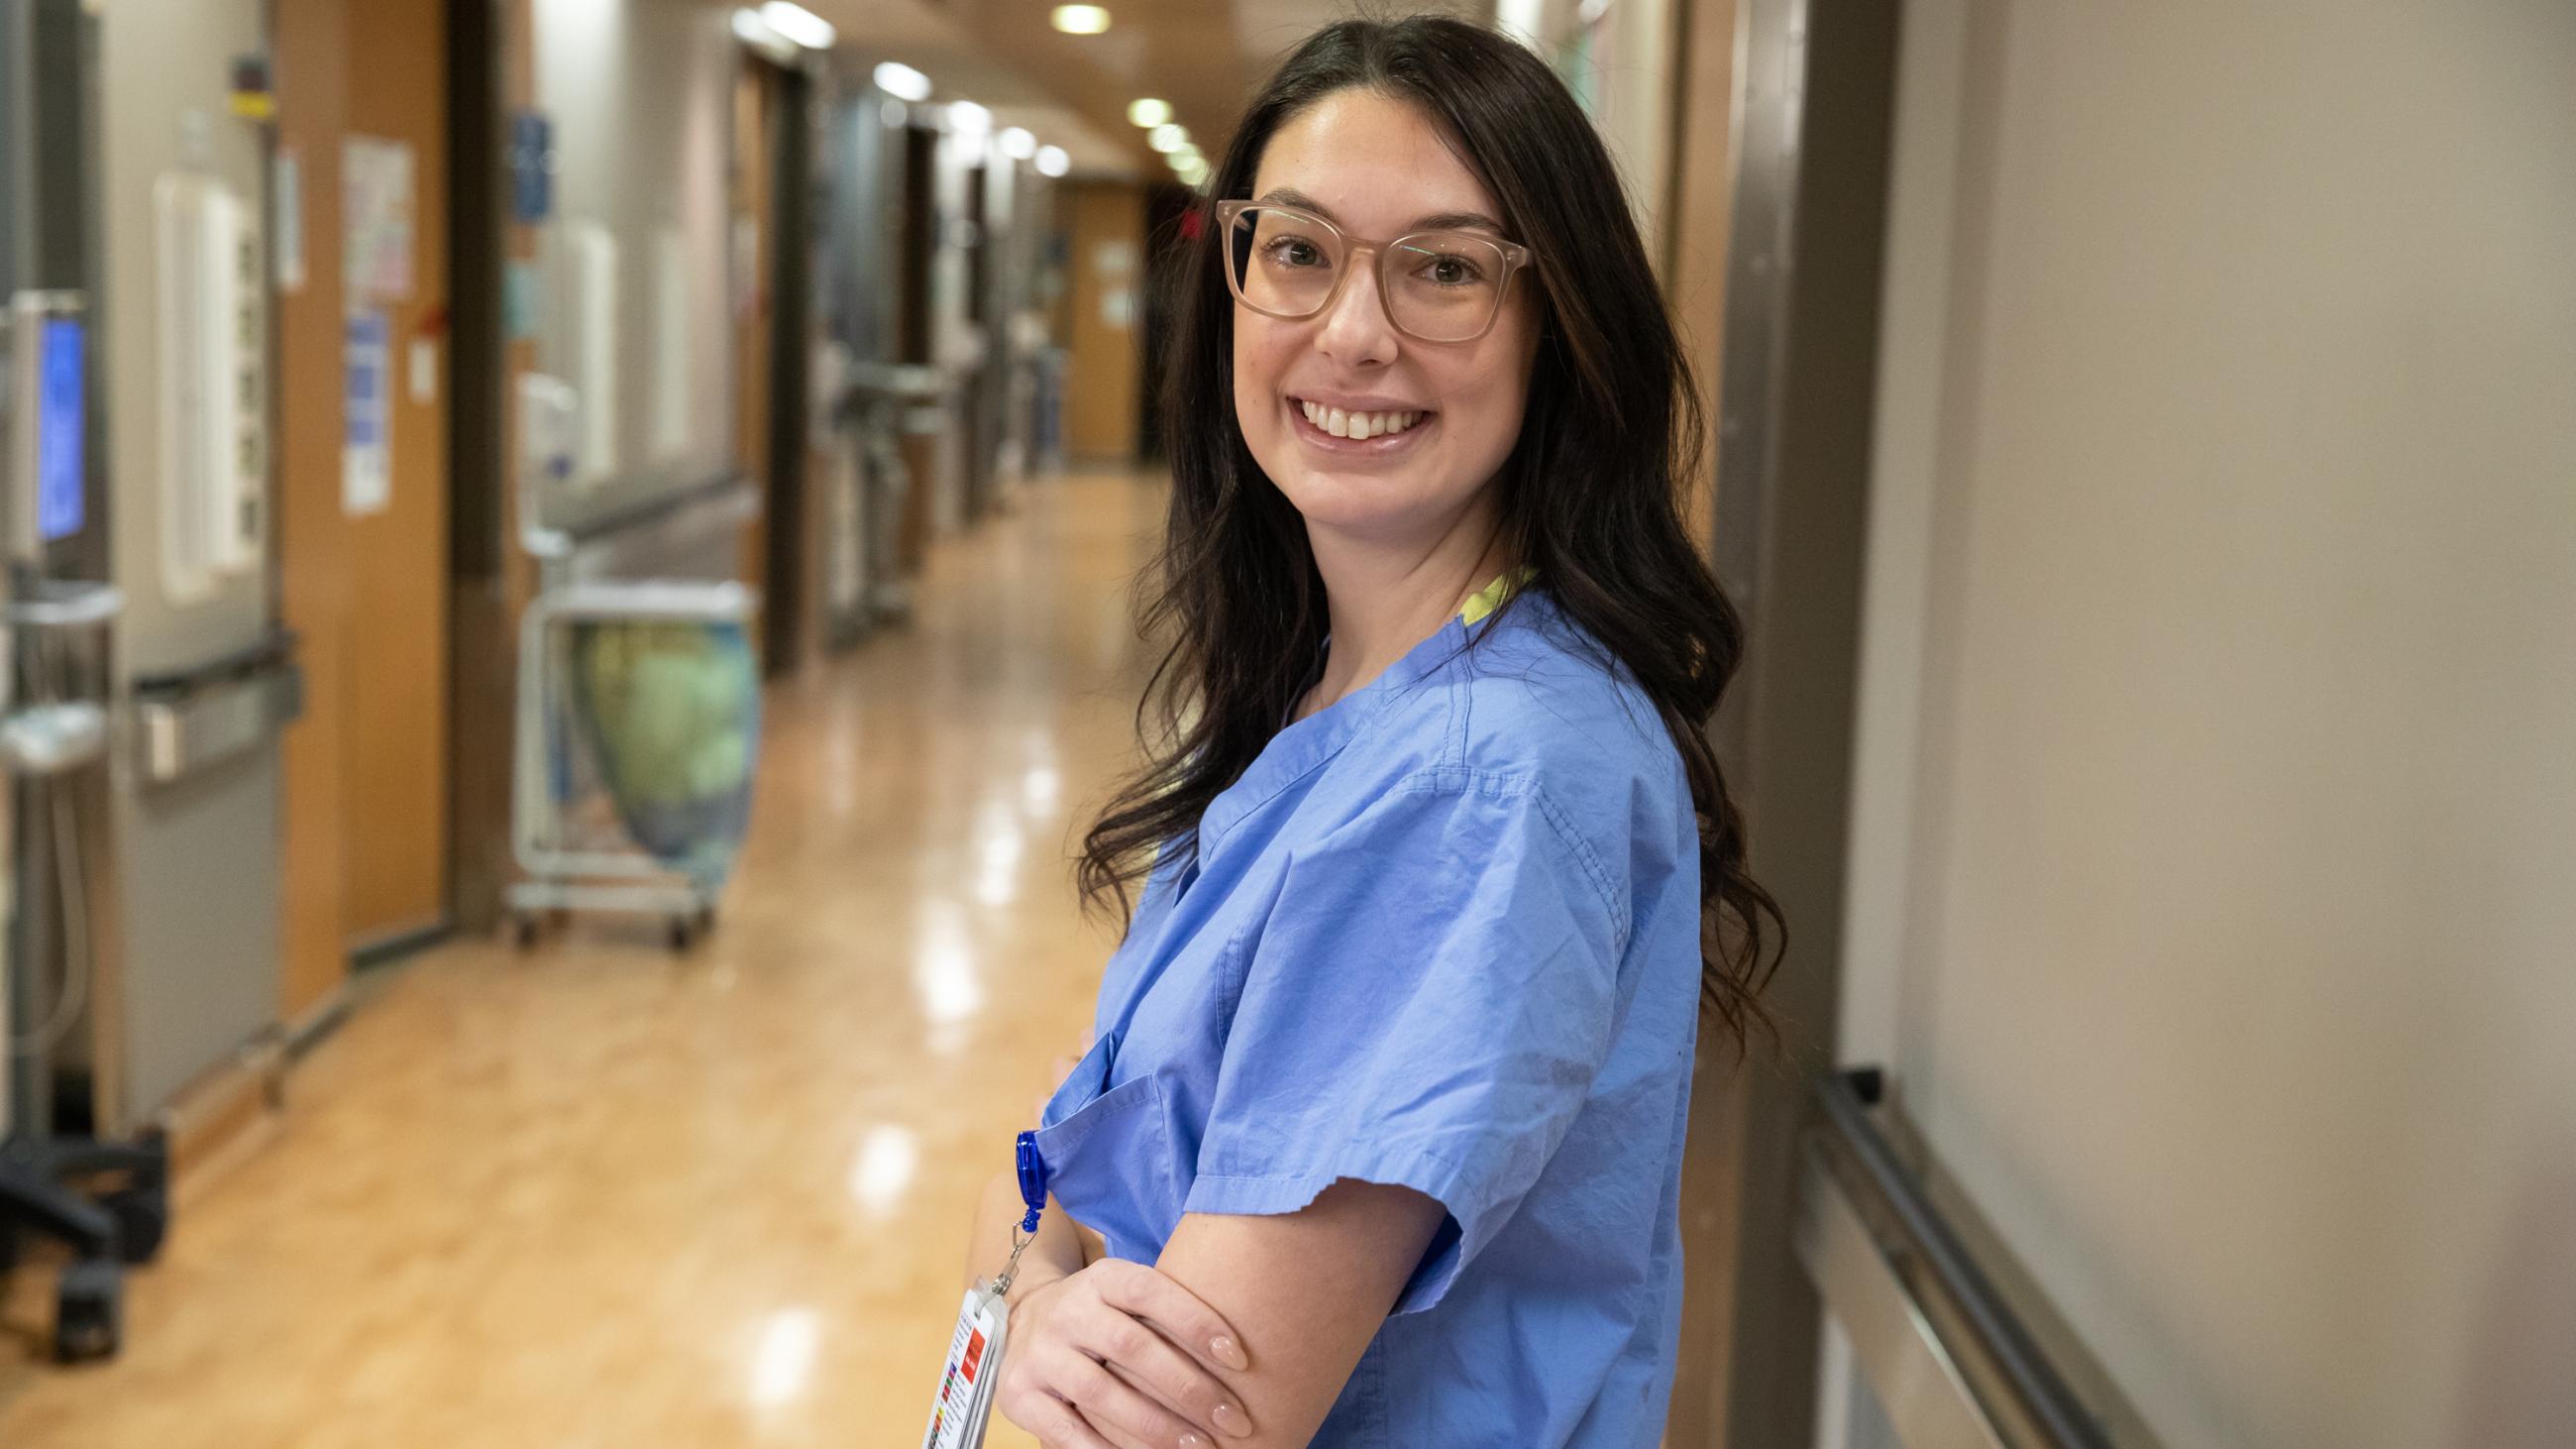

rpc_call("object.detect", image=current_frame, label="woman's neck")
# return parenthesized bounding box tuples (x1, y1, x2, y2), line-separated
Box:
(1299, 517, 1510, 721)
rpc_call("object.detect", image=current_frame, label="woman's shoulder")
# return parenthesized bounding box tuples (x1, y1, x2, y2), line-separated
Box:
(1375, 591, 1688, 815)
(1328, 591, 1694, 946)
(1458, 595, 1679, 777)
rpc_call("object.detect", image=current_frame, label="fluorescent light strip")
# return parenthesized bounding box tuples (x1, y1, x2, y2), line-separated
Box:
(1051, 5, 1111, 35)
(731, 9, 796, 62)
(758, 0, 835, 50)
(873, 61, 931, 101)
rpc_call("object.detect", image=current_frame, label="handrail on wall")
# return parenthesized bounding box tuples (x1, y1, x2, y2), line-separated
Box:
(1802, 1068, 2117, 1449)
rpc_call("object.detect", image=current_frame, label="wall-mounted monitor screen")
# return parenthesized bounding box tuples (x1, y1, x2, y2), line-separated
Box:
(37, 316, 86, 542)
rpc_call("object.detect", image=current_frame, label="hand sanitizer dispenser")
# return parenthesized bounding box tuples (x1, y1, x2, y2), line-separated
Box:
(515, 371, 583, 557)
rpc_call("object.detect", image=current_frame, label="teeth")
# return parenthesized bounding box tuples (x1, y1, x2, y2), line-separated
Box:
(1298, 400, 1427, 440)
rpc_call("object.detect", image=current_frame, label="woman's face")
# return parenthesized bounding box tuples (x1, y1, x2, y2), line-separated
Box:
(1232, 89, 1541, 550)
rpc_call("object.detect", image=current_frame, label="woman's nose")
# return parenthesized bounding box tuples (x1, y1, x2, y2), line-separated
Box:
(1314, 257, 1400, 366)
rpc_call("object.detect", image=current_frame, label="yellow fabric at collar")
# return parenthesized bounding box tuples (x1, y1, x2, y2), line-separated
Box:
(1458, 566, 1538, 625)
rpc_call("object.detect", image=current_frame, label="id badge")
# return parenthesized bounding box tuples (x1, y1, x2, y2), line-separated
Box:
(922, 1279, 1013, 1449)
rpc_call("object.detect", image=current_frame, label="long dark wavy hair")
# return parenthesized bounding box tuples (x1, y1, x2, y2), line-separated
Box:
(1077, 15, 1784, 1048)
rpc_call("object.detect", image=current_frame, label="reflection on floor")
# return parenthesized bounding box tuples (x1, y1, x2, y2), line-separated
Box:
(0, 469, 1167, 1447)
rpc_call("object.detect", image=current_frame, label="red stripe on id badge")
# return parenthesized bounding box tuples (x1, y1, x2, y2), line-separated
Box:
(923, 1284, 1011, 1449)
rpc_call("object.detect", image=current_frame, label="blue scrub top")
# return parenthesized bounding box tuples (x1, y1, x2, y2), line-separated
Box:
(1035, 585, 1704, 1447)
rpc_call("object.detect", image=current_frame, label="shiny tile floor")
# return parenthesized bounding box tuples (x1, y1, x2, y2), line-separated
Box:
(0, 468, 1167, 1447)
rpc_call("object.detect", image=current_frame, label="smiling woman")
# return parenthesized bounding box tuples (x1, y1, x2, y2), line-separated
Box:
(960, 15, 1782, 1449)
(1222, 96, 1544, 558)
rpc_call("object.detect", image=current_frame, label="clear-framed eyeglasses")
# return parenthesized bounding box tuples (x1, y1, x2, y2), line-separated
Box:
(1216, 199, 1535, 344)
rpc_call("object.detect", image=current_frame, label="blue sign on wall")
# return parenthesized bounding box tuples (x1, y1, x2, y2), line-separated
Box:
(37, 318, 86, 542)
(344, 309, 393, 514)
(510, 110, 555, 224)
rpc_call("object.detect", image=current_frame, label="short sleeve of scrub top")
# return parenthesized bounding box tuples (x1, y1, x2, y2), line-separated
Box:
(1184, 773, 1620, 1310)
(1033, 586, 1706, 1449)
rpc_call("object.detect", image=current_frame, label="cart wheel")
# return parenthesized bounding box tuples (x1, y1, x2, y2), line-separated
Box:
(105, 1186, 169, 1266)
(510, 913, 541, 948)
(54, 1259, 121, 1364)
(667, 916, 697, 952)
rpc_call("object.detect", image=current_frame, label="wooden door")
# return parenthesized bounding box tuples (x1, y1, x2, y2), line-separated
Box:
(274, 0, 453, 1013)
(272, 0, 355, 1026)
(1060, 181, 1142, 464)
(340, 0, 452, 951)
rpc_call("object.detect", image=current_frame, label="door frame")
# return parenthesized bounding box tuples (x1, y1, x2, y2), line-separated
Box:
(755, 55, 815, 677)
(1666, 0, 1903, 1444)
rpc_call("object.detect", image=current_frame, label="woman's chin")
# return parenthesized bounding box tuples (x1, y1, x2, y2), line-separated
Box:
(1269, 469, 1442, 536)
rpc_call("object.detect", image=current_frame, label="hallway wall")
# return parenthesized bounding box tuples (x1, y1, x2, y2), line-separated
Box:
(1841, 3, 2576, 1445)
(530, 0, 735, 519)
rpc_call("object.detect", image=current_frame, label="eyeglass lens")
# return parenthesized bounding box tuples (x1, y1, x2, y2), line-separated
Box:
(1226, 206, 1509, 343)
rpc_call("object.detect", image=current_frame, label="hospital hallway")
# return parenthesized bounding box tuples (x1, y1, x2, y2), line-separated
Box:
(9, 1, 2575, 1444)
(0, 470, 1166, 1447)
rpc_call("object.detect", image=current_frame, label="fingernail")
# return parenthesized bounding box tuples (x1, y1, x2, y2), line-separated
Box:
(1180, 1435, 1210, 1449)
(1211, 1335, 1248, 1372)
(1213, 1401, 1252, 1437)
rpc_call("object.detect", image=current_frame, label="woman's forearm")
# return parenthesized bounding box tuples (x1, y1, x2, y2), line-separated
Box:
(965, 1167, 1090, 1293)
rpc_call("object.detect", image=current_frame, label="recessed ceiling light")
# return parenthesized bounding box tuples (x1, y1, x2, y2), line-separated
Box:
(1000, 127, 1036, 160)
(873, 61, 931, 102)
(1035, 146, 1070, 177)
(1127, 97, 1172, 129)
(1149, 122, 1187, 153)
(758, 0, 835, 50)
(948, 100, 991, 135)
(1051, 4, 1110, 35)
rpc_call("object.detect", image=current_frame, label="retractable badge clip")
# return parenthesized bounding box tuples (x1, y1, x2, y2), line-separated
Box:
(922, 1133, 1049, 1449)
(994, 1130, 1050, 1293)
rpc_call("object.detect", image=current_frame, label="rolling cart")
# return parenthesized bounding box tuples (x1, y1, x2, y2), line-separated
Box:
(505, 379, 763, 952)
(505, 583, 760, 950)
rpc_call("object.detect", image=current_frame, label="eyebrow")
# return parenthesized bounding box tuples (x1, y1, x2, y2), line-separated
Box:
(1254, 187, 1506, 235)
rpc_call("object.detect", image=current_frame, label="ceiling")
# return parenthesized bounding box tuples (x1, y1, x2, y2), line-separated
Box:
(788, 0, 1494, 179)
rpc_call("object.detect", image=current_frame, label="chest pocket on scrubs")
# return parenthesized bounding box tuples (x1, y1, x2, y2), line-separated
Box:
(1032, 1034, 1184, 1264)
